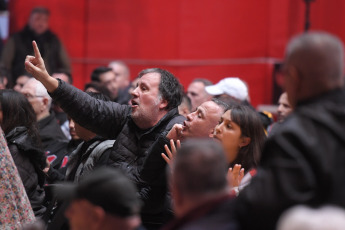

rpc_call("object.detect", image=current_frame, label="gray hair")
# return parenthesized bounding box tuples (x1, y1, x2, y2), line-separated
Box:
(27, 78, 52, 108)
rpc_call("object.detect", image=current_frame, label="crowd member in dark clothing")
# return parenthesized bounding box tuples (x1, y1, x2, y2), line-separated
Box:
(108, 60, 132, 104)
(139, 99, 227, 228)
(65, 117, 83, 157)
(0, 89, 47, 218)
(0, 126, 36, 228)
(163, 139, 238, 230)
(55, 168, 142, 230)
(235, 32, 345, 229)
(45, 92, 114, 184)
(84, 81, 112, 99)
(1, 7, 70, 84)
(25, 41, 185, 229)
(52, 71, 74, 139)
(21, 78, 69, 170)
(90, 66, 118, 101)
(46, 93, 116, 230)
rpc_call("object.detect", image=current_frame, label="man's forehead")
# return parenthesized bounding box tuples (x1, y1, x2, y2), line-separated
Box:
(30, 12, 49, 20)
(197, 101, 215, 113)
(139, 72, 161, 85)
(21, 82, 35, 92)
(100, 71, 116, 80)
(188, 81, 204, 91)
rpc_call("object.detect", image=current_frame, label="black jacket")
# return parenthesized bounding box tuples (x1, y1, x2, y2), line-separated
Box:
(38, 113, 69, 170)
(6, 127, 47, 217)
(2, 25, 70, 81)
(50, 80, 185, 226)
(236, 89, 345, 229)
(163, 195, 238, 230)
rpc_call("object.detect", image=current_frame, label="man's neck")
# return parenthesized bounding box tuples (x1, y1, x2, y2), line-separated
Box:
(37, 111, 50, 121)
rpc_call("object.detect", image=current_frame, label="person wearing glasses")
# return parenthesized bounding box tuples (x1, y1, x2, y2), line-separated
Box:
(21, 78, 68, 171)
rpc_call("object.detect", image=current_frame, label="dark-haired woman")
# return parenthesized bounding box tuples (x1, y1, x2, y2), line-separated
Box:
(0, 89, 47, 217)
(213, 104, 266, 194)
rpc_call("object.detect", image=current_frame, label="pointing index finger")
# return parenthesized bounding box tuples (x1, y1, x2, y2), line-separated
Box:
(32, 40, 42, 58)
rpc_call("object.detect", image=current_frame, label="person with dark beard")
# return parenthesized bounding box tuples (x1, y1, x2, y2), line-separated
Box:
(1, 7, 70, 85)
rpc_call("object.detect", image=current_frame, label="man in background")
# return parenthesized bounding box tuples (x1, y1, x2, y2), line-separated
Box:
(90, 66, 118, 101)
(1, 6, 70, 85)
(163, 139, 237, 230)
(236, 32, 345, 229)
(108, 61, 131, 104)
(56, 167, 142, 230)
(21, 78, 68, 170)
(187, 78, 213, 111)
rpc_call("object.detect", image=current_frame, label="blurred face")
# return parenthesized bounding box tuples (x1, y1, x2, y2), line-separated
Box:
(0, 77, 7, 90)
(69, 119, 93, 141)
(110, 63, 129, 89)
(277, 92, 292, 122)
(69, 119, 80, 140)
(187, 82, 211, 111)
(53, 73, 70, 84)
(99, 71, 118, 100)
(213, 110, 244, 164)
(29, 13, 49, 35)
(14, 76, 30, 92)
(182, 101, 223, 139)
(21, 81, 44, 118)
(130, 72, 165, 129)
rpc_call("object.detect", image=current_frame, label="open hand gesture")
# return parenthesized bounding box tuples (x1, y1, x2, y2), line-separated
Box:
(228, 164, 245, 187)
(161, 139, 181, 165)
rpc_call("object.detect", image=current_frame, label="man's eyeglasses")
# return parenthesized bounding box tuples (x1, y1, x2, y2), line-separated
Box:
(22, 93, 45, 100)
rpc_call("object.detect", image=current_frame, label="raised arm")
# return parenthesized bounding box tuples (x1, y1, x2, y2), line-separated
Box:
(24, 41, 59, 93)
(24, 40, 129, 138)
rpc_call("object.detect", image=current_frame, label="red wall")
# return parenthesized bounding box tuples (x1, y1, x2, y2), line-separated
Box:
(7, 0, 345, 106)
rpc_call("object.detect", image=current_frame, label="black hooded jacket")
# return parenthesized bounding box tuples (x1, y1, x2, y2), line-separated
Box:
(6, 126, 47, 217)
(50, 80, 185, 226)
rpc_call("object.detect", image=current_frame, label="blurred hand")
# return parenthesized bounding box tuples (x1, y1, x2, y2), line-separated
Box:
(161, 139, 181, 165)
(228, 164, 244, 187)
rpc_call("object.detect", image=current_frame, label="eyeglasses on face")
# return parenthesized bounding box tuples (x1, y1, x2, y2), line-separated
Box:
(22, 93, 45, 99)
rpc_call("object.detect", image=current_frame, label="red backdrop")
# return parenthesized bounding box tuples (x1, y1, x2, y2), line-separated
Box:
(7, 0, 345, 106)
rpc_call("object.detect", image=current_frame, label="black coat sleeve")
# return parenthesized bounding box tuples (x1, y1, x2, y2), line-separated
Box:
(50, 80, 131, 139)
(235, 131, 318, 230)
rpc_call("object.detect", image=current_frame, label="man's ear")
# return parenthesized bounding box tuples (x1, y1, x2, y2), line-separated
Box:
(42, 97, 50, 109)
(159, 98, 168, 110)
(93, 206, 106, 223)
(208, 128, 215, 138)
(239, 136, 251, 148)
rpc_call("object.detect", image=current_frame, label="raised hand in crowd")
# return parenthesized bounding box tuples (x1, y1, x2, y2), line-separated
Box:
(24, 41, 59, 92)
(228, 164, 244, 187)
(161, 139, 181, 165)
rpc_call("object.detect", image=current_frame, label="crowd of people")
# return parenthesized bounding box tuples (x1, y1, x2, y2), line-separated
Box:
(0, 6, 345, 230)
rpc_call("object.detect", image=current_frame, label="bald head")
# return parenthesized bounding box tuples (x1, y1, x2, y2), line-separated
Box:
(284, 32, 344, 106)
(171, 139, 228, 197)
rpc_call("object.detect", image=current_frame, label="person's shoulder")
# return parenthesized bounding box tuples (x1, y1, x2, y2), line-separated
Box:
(166, 113, 185, 130)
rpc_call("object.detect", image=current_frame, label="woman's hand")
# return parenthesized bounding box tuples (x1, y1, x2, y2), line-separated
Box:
(228, 164, 244, 187)
(161, 139, 181, 165)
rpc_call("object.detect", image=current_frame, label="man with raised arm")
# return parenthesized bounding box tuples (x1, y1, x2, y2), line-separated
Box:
(236, 32, 345, 229)
(25, 41, 185, 229)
